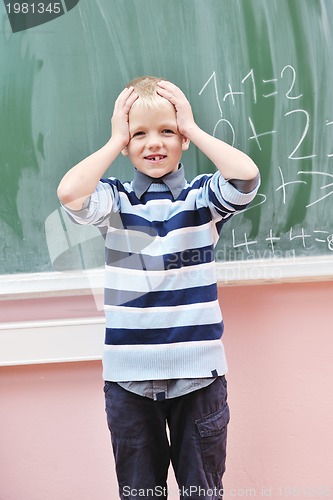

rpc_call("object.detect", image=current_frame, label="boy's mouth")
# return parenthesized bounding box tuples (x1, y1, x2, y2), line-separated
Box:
(144, 155, 167, 162)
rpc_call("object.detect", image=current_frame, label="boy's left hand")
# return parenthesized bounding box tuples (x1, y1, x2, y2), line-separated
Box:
(156, 81, 196, 137)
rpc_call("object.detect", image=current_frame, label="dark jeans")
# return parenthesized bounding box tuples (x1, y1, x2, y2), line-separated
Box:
(104, 376, 229, 500)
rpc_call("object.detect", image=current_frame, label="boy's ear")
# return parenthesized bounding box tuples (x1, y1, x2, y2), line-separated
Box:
(121, 146, 128, 156)
(182, 136, 190, 151)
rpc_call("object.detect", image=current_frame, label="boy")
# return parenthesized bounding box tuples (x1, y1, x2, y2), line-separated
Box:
(57, 77, 260, 500)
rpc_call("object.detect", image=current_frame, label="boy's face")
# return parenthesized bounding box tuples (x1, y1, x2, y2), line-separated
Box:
(122, 100, 189, 178)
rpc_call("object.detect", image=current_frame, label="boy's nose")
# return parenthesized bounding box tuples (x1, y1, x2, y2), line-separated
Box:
(146, 134, 163, 150)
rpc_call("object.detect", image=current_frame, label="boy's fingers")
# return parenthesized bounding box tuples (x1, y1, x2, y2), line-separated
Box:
(156, 86, 174, 101)
(157, 80, 174, 88)
(114, 87, 138, 111)
(157, 80, 181, 94)
(127, 90, 139, 104)
(157, 81, 187, 104)
(116, 86, 134, 103)
(156, 86, 179, 105)
(123, 92, 139, 113)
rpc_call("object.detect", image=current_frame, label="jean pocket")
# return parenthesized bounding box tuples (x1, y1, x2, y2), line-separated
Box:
(103, 381, 113, 395)
(195, 402, 230, 473)
(104, 382, 146, 444)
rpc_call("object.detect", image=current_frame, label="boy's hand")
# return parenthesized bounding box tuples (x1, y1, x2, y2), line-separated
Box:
(111, 86, 138, 148)
(156, 81, 196, 137)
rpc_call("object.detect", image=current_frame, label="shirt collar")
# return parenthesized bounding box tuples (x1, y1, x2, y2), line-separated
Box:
(132, 163, 186, 200)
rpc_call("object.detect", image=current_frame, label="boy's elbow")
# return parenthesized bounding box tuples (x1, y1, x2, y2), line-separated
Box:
(229, 161, 260, 194)
(57, 184, 78, 207)
(57, 183, 71, 205)
(57, 183, 90, 211)
(245, 159, 260, 181)
(243, 161, 260, 192)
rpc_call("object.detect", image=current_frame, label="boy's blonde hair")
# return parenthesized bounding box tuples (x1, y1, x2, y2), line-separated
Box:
(127, 76, 170, 110)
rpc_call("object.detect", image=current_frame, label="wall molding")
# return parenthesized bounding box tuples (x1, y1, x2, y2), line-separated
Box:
(0, 317, 105, 366)
(1, 255, 333, 301)
(1, 256, 333, 365)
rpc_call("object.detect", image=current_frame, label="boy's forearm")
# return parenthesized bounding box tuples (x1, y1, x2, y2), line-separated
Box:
(58, 86, 138, 210)
(57, 136, 125, 210)
(186, 124, 259, 181)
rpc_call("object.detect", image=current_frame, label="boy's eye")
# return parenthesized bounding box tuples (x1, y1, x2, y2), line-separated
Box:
(162, 129, 175, 134)
(132, 131, 145, 138)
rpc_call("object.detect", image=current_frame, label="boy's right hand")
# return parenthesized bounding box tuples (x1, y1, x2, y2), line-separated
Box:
(111, 86, 138, 148)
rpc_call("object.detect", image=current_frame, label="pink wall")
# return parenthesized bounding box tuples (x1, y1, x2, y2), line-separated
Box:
(220, 282, 333, 498)
(1, 281, 333, 499)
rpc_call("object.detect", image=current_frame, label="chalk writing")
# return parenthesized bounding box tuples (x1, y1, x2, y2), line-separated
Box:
(231, 227, 333, 255)
(241, 69, 257, 103)
(248, 117, 276, 151)
(232, 229, 257, 254)
(297, 171, 333, 207)
(265, 229, 281, 253)
(276, 166, 307, 205)
(284, 109, 316, 160)
(213, 119, 235, 147)
(198, 71, 223, 117)
(199, 63, 333, 258)
(223, 84, 244, 105)
(262, 78, 278, 98)
(281, 64, 303, 100)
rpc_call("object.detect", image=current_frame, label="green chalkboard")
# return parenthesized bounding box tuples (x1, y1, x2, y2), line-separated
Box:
(1, 0, 333, 275)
